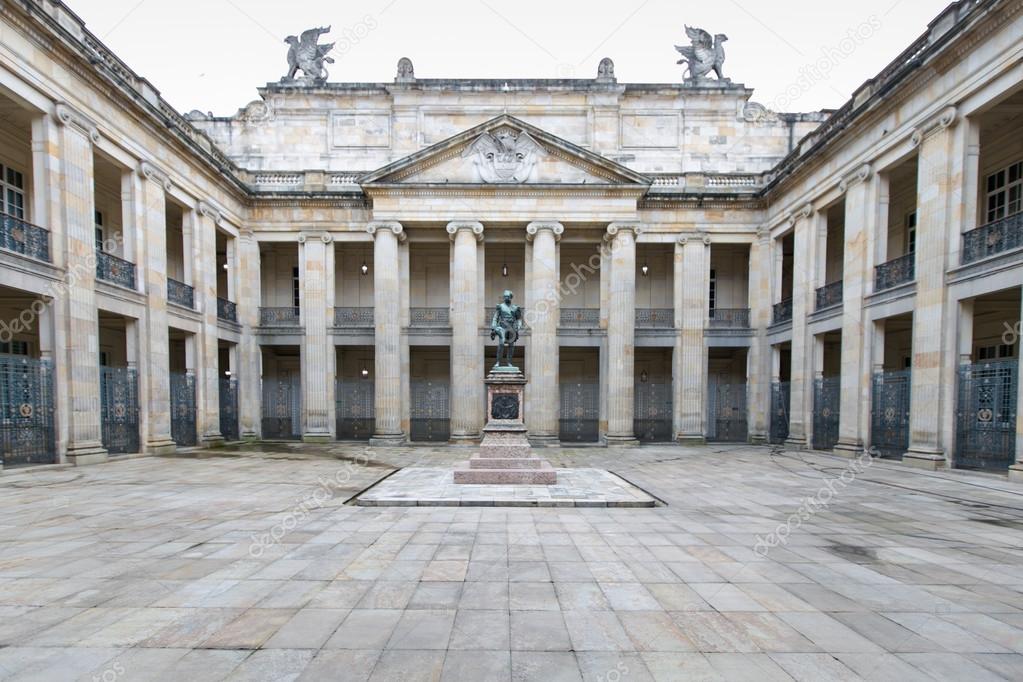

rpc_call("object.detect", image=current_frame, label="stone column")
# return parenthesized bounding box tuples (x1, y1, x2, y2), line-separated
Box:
(299, 232, 333, 441)
(834, 165, 875, 457)
(673, 232, 709, 442)
(136, 162, 176, 454)
(785, 205, 815, 448)
(447, 221, 485, 441)
(747, 230, 773, 443)
(605, 222, 641, 445)
(525, 221, 563, 445)
(195, 202, 223, 446)
(50, 105, 107, 464)
(238, 229, 261, 439)
(905, 107, 959, 469)
(369, 222, 406, 444)
(1012, 293, 1023, 482)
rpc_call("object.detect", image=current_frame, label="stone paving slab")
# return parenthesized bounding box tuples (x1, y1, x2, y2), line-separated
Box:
(355, 467, 658, 507)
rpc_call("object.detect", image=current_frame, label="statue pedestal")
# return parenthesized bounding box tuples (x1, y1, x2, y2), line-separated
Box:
(454, 367, 557, 485)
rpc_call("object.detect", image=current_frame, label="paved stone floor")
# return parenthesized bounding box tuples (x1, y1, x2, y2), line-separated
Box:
(1, 443, 1023, 681)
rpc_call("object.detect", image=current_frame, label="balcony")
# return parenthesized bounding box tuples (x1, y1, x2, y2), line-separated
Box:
(815, 281, 843, 311)
(167, 278, 194, 309)
(875, 253, 915, 292)
(217, 297, 237, 323)
(260, 306, 300, 327)
(559, 308, 599, 328)
(410, 307, 449, 328)
(708, 308, 750, 329)
(961, 213, 1023, 264)
(772, 298, 793, 325)
(636, 308, 673, 329)
(335, 307, 374, 327)
(95, 250, 136, 290)
(0, 213, 50, 262)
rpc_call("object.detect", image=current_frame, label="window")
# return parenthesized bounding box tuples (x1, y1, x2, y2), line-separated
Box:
(99, 351, 109, 367)
(977, 344, 1016, 361)
(905, 211, 917, 254)
(292, 266, 300, 310)
(0, 340, 29, 356)
(985, 161, 1023, 224)
(708, 268, 717, 316)
(95, 210, 104, 251)
(0, 164, 25, 219)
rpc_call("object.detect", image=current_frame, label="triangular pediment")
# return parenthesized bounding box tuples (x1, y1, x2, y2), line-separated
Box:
(361, 115, 651, 187)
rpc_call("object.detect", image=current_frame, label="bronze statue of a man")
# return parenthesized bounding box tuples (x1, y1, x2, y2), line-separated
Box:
(490, 289, 523, 368)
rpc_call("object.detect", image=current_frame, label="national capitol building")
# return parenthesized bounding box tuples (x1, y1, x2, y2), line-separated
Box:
(0, 0, 1021, 481)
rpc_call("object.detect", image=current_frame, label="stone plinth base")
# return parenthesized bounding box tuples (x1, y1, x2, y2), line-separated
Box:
(1009, 464, 1023, 483)
(454, 367, 557, 485)
(67, 444, 108, 466)
(369, 433, 406, 446)
(902, 449, 947, 470)
(146, 439, 178, 456)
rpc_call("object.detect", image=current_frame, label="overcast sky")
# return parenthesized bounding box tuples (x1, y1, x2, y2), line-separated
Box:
(65, 0, 950, 117)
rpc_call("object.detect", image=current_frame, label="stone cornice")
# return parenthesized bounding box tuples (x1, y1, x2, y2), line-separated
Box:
(53, 102, 100, 143)
(446, 221, 484, 241)
(525, 221, 565, 242)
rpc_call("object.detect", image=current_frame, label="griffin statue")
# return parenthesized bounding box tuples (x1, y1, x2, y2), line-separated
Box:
(675, 26, 728, 82)
(284, 27, 336, 83)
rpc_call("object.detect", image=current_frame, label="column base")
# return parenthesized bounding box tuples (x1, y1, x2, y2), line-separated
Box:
(902, 447, 947, 470)
(1008, 464, 1023, 483)
(605, 434, 640, 447)
(832, 440, 865, 459)
(449, 433, 482, 445)
(369, 433, 406, 446)
(749, 434, 768, 446)
(201, 433, 226, 448)
(146, 439, 178, 456)
(528, 435, 561, 448)
(784, 436, 808, 450)
(242, 432, 259, 442)
(66, 443, 109, 466)
(302, 433, 333, 444)
(675, 434, 706, 445)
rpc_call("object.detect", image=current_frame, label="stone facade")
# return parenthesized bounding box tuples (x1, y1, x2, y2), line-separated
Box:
(0, 0, 1022, 480)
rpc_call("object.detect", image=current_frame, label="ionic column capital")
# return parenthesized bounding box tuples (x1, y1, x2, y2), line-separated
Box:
(604, 222, 643, 244)
(838, 164, 872, 193)
(197, 201, 222, 225)
(54, 102, 100, 144)
(526, 221, 564, 242)
(446, 221, 484, 242)
(786, 203, 814, 227)
(911, 105, 958, 147)
(367, 221, 406, 242)
(138, 160, 173, 192)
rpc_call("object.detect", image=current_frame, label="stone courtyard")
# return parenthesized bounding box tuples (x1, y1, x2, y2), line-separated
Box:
(1, 445, 1022, 681)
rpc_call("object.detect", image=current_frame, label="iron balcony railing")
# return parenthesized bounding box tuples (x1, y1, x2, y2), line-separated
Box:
(259, 306, 301, 327)
(961, 213, 1023, 264)
(410, 307, 449, 327)
(217, 297, 237, 323)
(334, 307, 374, 327)
(772, 298, 793, 324)
(559, 308, 600, 328)
(875, 252, 915, 292)
(708, 308, 750, 329)
(167, 278, 194, 309)
(95, 250, 136, 289)
(0, 213, 50, 262)
(815, 280, 843, 311)
(636, 308, 673, 329)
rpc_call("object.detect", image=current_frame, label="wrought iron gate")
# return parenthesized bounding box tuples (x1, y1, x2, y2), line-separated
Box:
(100, 366, 140, 455)
(769, 381, 790, 444)
(956, 360, 1017, 471)
(337, 378, 374, 440)
(0, 356, 56, 467)
(219, 377, 239, 442)
(559, 380, 599, 442)
(871, 370, 911, 459)
(170, 371, 197, 447)
(411, 379, 449, 442)
(634, 381, 672, 442)
(812, 376, 840, 450)
(262, 375, 301, 440)
(708, 381, 748, 442)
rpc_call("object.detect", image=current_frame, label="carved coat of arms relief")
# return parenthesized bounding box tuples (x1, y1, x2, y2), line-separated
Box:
(461, 128, 543, 183)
